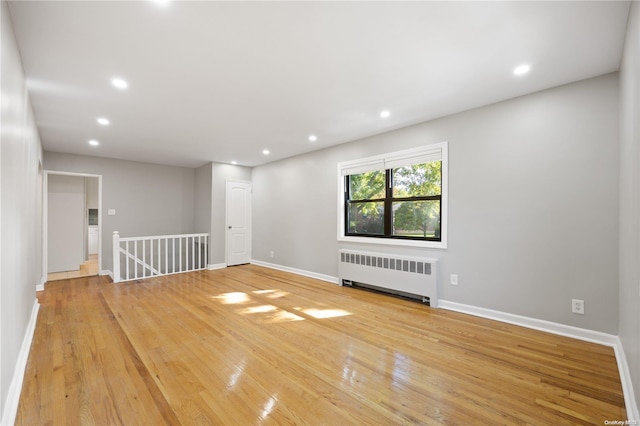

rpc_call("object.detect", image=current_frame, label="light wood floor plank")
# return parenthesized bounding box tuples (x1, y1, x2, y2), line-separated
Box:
(17, 265, 626, 425)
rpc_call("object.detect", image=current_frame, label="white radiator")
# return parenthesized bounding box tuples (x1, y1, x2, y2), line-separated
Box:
(338, 249, 438, 307)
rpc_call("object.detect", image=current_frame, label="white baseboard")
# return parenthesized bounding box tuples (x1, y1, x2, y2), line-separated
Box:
(1, 300, 39, 426)
(213, 262, 640, 419)
(207, 263, 227, 270)
(611, 337, 640, 422)
(100, 270, 113, 280)
(438, 300, 619, 346)
(36, 275, 46, 292)
(250, 259, 339, 284)
(438, 300, 638, 421)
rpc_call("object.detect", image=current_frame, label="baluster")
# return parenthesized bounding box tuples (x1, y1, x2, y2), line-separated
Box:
(142, 239, 146, 278)
(150, 238, 154, 276)
(126, 240, 130, 280)
(171, 238, 174, 273)
(157, 238, 161, 274)
(112, 231, 121, 283)
(198, 235, 201, 269)
(192, 236, 195, 270)
(179, 237, 183, 272)
(205, 235, 208, 269)
(134, 240, 138, 279)
(165, 238, 168, 275)
(185, 236, 189, 271)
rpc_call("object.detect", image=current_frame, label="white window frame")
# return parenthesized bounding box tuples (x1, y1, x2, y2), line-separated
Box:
(337, 141, 448, 249)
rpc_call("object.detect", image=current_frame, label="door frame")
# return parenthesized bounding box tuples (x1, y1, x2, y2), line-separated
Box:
(225, 179, 252, 266)
(42, 170, 103, 288)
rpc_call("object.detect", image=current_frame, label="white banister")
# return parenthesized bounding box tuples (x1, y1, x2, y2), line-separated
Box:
(112, 231, 209, 283)
(113, 231, 121, 283)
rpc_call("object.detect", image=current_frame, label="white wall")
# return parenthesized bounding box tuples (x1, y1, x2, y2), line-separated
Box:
(0, 0, 43, 420)
(252, 73, 619, 334)
(86, 176, 99, 209)
(619, 0, 640, 413)
(195, 162, 213, 264)
(43, 152, 196, 273)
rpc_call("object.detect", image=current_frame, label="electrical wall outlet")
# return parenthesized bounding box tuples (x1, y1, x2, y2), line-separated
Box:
(572, 299, 585, 315)
(450, 274, 458, 285)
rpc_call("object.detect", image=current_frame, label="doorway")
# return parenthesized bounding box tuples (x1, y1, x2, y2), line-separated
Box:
(44, 171, 102, 282)
(226, 180, 251, 266)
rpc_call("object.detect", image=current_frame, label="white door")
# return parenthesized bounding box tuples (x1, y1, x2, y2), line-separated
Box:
(226, 180, 251, 266)
(48, 174, 85, 272)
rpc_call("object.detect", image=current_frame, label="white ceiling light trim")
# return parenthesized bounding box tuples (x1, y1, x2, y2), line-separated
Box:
(97, 117, 110, 125)
(513, 64, 531, 76)
(88, 140, 100, 146)
(150, 0, 171, 7)
(111, 78, 128, 90)
(380, 110, 391, 118)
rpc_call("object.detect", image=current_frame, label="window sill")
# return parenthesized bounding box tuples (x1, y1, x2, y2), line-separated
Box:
(338, 235, 447, 249)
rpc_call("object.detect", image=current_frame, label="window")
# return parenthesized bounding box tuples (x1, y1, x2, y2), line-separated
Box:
(338, 142, 448, 248)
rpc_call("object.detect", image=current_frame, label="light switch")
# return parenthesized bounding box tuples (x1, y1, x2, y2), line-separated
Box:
(108, 209, 116, 216)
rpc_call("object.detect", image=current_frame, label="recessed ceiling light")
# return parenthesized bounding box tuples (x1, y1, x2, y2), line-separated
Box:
(111, 78, 128, 89)
(231, 160, 238, 165)
(308, 135, 317, 142)
(513, 64, 531, 76)
(380, 110, 390, 118)
(88, 140, 100, 146)
(262, 149, 270, 156)
(150, 0, 171, 6)
(97, 117, 110, 125)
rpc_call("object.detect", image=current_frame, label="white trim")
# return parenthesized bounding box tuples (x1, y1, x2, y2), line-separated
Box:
(1, 300, 39, 426)
(225, 179, 252, 266)
(250, 259, 339, 285)
(37, 275, 47, 292)
(239, 260, 639, 419)
(612, 337, 640, 422)
(43, 171, 103, 281)
(438, 300, 619, 345)
(101, 270, 113, 280)
(336, 141, 448, 250)
(438, 300, 638, 421)
(207, 263, 227, 270)
(337, 235, 447, 249)
(119, 232, 209, 242)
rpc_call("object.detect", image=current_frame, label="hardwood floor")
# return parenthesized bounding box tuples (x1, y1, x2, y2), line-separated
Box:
(17, 265, 626, 425)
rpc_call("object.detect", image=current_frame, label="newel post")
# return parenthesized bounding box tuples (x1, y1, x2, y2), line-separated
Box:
(112, 231, 120, 283)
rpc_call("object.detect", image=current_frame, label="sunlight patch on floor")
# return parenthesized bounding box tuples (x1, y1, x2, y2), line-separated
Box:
(213, 292, 250, 304)
(252, 289, 289, 299)
(240, 305, 278, 314)
(296, 308, 352, 319)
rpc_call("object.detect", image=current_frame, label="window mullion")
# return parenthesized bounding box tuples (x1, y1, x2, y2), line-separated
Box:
(384, 169, 393, 237)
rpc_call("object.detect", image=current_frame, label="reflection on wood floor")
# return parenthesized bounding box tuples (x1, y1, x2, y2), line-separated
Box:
(18, 265, 626, 425)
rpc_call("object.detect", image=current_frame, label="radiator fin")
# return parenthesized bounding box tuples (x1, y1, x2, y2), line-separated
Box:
(340, 252, 431, 275)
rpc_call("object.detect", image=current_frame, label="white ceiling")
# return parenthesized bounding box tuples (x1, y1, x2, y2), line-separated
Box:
(8, 1, 631, 168)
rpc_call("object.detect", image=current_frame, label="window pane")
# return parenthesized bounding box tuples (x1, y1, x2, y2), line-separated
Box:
(392, 200, 440, 238)
(348, 202, 384, 235)
(349, 170, 386, 200)
(392, 162, 441, 198)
